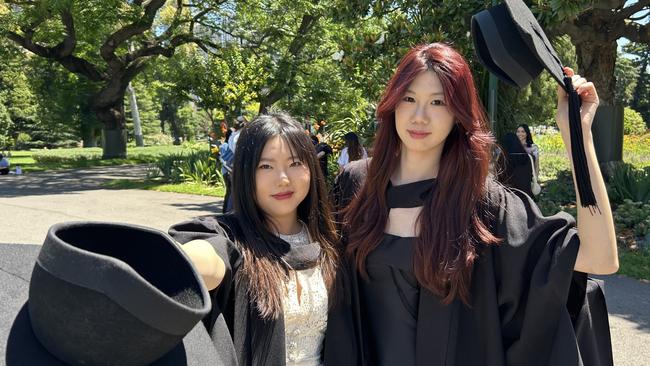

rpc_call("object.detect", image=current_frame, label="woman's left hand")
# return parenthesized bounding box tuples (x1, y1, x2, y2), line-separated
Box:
(555, 67, 600, 136)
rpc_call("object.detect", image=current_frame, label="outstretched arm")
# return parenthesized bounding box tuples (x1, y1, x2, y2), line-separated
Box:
(181, 239, 226, 290)
(556, 67, 618, 275)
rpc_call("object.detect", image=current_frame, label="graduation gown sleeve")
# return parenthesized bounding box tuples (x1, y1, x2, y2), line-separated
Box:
(479, 181, 603, 365)
(168, 215, 242, 366)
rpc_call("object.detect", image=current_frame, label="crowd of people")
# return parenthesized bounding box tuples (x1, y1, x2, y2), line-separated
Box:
(172, 41, 617, 366)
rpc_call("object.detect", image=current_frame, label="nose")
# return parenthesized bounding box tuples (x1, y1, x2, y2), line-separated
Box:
(412, 103, 429, 125)
(277, 169, 290, 187)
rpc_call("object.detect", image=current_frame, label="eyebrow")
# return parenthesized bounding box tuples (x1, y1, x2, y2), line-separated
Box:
(259, 156, 301, 163)
(405, 89, 444, 96)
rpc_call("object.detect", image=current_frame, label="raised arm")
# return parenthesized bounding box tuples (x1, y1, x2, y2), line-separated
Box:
(556, 67, 618, 275)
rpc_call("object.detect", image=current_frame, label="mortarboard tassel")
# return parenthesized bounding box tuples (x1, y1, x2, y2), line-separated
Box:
(563, 75, 599, 213)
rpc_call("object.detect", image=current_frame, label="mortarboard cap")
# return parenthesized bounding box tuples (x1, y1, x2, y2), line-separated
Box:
(471, 0, 598, 210)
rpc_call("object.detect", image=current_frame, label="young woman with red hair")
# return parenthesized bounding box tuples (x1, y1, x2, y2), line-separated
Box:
(324, 43, 617, 365)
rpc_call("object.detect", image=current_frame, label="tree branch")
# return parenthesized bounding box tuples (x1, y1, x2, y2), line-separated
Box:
(127, 34, 219, 63)
(5, 17, 105, 82)
(619, 21, 650, 43)
(99, 0, 167, 68)
(157, 0, 185, 40)
(614, 0, 650, 20)
(50, 9, 76, 58)
(592, 0, 627, 10)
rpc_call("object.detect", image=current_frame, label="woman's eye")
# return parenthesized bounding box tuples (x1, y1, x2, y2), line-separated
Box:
(432, 99, 446, 106)
(290, 160, 304, 167)
(258, 164, 272, 169)
(402, 96, 415, 103)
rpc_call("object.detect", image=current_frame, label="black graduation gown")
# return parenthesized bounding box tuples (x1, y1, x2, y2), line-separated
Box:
(499, 152, 534, 197)
(169, 214, 289, 366)
(323, 160, 613, 366)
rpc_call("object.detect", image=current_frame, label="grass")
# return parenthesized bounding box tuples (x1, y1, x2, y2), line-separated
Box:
(617, 248, 650, 282)
(104, 179, 225, 197)
(2, 146, 196, 172)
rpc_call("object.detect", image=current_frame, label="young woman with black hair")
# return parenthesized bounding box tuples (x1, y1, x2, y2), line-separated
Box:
(325, 43, 617, 366)
(169, 112, 340, 366)
(517, 123, 540, 180)
(337, 132, 368, 170)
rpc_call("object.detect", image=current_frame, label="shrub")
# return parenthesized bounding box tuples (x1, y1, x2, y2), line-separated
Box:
(536, 133, 565, 155)
(153, 150, 224, 186)
(613, 200, 650, 237)
(607, 163, 650, 204)
(624, 107, 647, 136)
(14, 132, 32, 150)
(144, 132, 174, 146)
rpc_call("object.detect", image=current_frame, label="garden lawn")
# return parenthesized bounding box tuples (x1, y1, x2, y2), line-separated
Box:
(4, 145, 196, 172)
(104, 179, 224, 197)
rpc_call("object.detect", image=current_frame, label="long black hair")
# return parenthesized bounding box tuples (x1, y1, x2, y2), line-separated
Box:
(518, 123, 534, 147)
(501, 132, 528, 166)
(343, 132, 363, 162)
(231, 112, 339, 319)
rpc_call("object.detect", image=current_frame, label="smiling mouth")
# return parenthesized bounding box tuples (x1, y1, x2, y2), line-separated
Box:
(407, 130, 431, 139)
(272, 191, 294, 200)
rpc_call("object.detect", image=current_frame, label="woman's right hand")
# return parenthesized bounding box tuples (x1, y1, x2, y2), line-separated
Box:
(180, 239, 226, 290)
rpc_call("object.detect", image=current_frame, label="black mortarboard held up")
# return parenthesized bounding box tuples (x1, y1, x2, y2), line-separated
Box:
(471, 0, 598, 210)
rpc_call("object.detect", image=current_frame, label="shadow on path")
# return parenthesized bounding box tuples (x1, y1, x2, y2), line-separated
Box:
(167, 201, 222, 213)
(597, 274, 650, 333)
(0, 165, 152, 197)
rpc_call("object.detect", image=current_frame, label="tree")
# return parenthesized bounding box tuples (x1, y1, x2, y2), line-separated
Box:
(614, 55, 639, 106)
(1, 0, 223, 158)
(625, 42, 650, 127)
(547, 0, 649, 106)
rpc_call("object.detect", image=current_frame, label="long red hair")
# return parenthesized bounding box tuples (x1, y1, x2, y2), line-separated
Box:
(344, 43, 500, 304)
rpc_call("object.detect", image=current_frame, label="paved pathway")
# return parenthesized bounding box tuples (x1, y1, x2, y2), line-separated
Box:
(0, 165, 648, 365)
(0, 165, 221, 244)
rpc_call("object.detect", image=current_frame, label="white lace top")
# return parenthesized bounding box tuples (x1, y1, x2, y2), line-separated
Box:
(277, 224, 328, 366)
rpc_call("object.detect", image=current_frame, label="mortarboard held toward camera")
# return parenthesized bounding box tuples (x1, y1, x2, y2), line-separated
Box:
(471, 0, 598, 210)
(0, 222, 224, 365)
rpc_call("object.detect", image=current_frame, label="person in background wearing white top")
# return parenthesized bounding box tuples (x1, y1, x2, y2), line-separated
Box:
(337, 132, 367, 172)
(169, 112, 340, 366)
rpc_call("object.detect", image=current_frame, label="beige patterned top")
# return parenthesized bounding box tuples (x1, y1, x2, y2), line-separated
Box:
(277, 224, 328, 366)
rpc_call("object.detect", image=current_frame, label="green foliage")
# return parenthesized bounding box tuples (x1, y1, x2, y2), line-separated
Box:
(623, 107, 647, 135)
(615, 55, 639, 105)
(623, 134, 650, 168)
(607, 163, 650, 204)
(152, 150, 224, 186)
(625, 42, 650, 128)
(536, 132, 565, 154)
(0, 102, 12, 148)
(31, 146, 193, 164)
(613, 200, 650, 237)
(617, 248, 650, 281)
(143, 133, 174, 146)
(14, 132, 32, 149)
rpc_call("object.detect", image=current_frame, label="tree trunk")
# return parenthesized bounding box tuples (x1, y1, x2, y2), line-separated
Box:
(94, 96, 128, 159)
(574, 40, 617, 106)
(574, 39, 623, 164)
(92, 79, 130, 159)
(81, 127, 98, 148)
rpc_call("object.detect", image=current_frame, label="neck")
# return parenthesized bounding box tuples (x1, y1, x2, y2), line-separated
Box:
(392, 146, 443, 185)
(267, 213, 302, 235)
